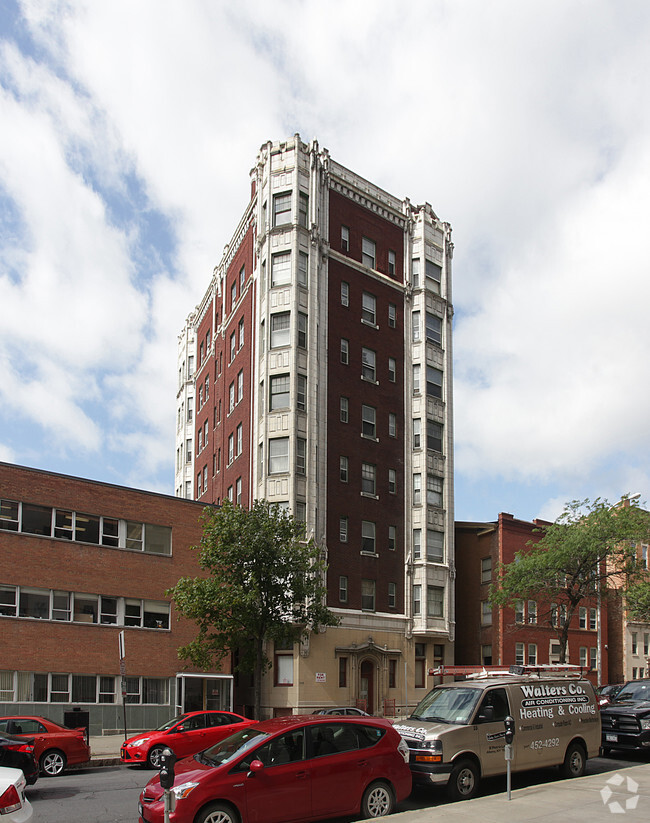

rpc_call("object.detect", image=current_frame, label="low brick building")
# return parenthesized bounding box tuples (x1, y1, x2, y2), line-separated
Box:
(455, 513, 607, 685)
(0, 462, 233, 734)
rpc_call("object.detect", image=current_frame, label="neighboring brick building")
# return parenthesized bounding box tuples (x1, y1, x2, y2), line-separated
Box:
(455, 513, 607, 685)
(175, 135, 455, 716)
(0, 462, 232, 734)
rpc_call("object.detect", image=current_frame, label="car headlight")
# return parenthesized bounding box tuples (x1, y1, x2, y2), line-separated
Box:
(640, 718, 650, 731)
(127, 738, 150, 748)
(172, 782, 200, 800)
(414, 739, 442, 763)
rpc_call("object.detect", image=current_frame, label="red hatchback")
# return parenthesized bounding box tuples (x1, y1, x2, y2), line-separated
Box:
(0, 716, 90, 776)
(122, 711, 256, 769)
(138, 715, 412, 823)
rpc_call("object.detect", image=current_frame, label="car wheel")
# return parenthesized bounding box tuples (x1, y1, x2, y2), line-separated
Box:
(195, 802, 240, 823)
(147, 745, 167, 769)
(560, 741, 586, 778)
(360, 781, 395, 818)
(447, 758, 480, 801)
(40, 749, 67, 776)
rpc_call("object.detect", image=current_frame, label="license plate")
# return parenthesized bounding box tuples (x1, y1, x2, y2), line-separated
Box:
(605, 734, 618, 742)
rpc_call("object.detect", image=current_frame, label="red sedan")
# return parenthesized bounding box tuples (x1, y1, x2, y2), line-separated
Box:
(121, 711, 256, 769)
(0, 716, 90, 776)
(138, 714, 412, 823)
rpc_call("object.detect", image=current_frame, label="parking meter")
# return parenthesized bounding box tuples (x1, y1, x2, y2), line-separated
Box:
(504, 716, 515, 800)
(504, 716, 515, 745)
(159, 747, 177, 790)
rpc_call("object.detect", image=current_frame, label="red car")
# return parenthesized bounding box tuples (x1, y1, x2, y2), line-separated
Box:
(0, 716, 90, 777)
(138, 714, 412, 823)
(122, 711, 256, 769)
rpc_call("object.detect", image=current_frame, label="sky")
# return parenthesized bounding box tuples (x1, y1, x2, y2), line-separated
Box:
(1, 0, 650, 524)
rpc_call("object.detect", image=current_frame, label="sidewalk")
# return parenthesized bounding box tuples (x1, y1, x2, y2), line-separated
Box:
(82, 736, 650, 823)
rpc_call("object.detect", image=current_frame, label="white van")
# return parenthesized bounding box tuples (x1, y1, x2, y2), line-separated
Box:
(394, 665, 601, 800)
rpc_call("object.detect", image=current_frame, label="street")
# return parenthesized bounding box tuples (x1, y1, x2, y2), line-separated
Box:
(26, 753, 649, 822)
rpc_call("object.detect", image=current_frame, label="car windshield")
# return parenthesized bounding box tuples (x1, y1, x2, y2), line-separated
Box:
(156, 714, 187, 732)
(200, 727, 269, 767)
(614, 682, 650, 702)
(410, 687, 481, 725)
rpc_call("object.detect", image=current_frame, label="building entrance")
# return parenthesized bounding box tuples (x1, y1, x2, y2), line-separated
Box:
(176, 674, 233, 713)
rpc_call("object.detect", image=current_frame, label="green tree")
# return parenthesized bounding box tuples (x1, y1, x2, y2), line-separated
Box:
(490, 497, 650, 664)
(168, 499, 338, 719)
(626, 579, 650, 622)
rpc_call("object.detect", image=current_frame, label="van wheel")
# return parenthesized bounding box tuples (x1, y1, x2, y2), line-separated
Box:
(447, 759, 479, 801)
(560, 742, 586, 778)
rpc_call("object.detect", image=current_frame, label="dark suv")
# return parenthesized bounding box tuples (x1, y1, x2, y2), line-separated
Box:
(600, 679, 650, 754)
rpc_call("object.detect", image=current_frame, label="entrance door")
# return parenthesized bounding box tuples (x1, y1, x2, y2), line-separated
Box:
(183, 677, 204, 712)
(360, 660, 374, 714)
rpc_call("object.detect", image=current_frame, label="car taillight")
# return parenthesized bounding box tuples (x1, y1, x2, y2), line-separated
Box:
(0, 784, 22, 814)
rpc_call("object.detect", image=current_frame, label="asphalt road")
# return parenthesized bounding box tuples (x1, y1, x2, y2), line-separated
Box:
(26, 752, 650, 823)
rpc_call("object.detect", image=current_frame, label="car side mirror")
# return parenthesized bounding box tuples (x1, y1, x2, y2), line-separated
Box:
(248, 759, 264, 777)
(176, 725, 186, 733)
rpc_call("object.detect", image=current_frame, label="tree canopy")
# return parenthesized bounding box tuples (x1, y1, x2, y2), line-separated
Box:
(168, 499, 338, 718)
(490, 497, 650, 662)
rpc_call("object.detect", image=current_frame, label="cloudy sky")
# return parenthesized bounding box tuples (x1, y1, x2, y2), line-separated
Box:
(1, 0, 649, 523)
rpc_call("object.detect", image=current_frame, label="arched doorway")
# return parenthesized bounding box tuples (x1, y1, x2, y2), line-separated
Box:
(359, 659, 374, 714)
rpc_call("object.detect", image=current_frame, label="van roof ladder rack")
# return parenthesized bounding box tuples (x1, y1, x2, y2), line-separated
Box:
(430, 664, 591, 679)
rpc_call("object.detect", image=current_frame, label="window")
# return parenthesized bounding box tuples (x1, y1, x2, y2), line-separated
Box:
(236, 477, 242, 505)
(231, 280, 237, 308)
(481, 601, 492, 625)
(413, 528, 421, 559)
(413, 418, 421, 449)
(361, 292, 376, 325)
(413, 585, 422, 616)
(272, 252, 291, 286)
(388, 357, 396, 382)
(236, 424, 243, 456)
(340, 338, 349, 364)
(362, 237, 376, 269)
(426, 312, 442, 345)
(239, 265, 245, 290)
(388, 250, 396, 276)
(388, 303, 396, 328)
(388, 525, 396, 550)
(361, 463, 376, 495)
(296, 438, 306, 475)
(427, 420, 443, 452)
(0, 499, 19, 531)
(298, 192, 309, 228)
(427, 586, 444, 618)
(269, 438, 289, 474)
(341, 226, 349, 251)
(340, 396, 349, 423)
(340, 456, 349, 482)
(270, 374, 290, 410)
(515, 643, 525, 666)
(273, 192, 292, 227)
(413, 474, 422, 505)
(22, 504, 52, 536)
(388, 469, 396, 494)
(427, 474, 443, 507)
(579, 647, 588, 667)
(228, 433, 234, 464)
(341, 281, 349, 306)
(361, 405, 376, 438)
(412, 311, 420, 342)
(388, 582, 396, 608)
(481, 557, 492, 584)
(297, 374, 306, 412)
(19, 588, 50, 619)
(415, 642, 426, 688)
(229, 382, 235, 413)
(426, 366, 443, 398)
(361, 521, 376, 554)
(230, 331, 236, 361)
(338, 514, 350, 543)
(412, 258, 420, 288)
(297, 312, 307, 348)
(515, 601, 525, 623)
(237, 370, 244, 402)
(298, 252, 308, 287)
(590, 648, 597, 670)
(238, 317, 245, 349)
(339, 656, 348, 686)
(427, 529, 443, 561)
(528, 600, 537, 624)
(361, 579, 375, 611)
(389, 659, 397, 688)
(589, 608, 597, 630)
(274, 641, 294, 686)
(413, 363, 421, 393)
(388, 412, 397, 437)
(528, 644, 538, 665)
(361, 347, 376, 381)
(339, 576, 348, 603)
(270, 312, 290, 348)
(426, 259, 442, 284)
(632, 632, 638, 654)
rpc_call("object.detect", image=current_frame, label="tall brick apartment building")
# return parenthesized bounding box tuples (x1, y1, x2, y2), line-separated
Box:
(455, 513, 607, 685)
(175, 135, 455, 716)
(0, 462, 232, 734)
